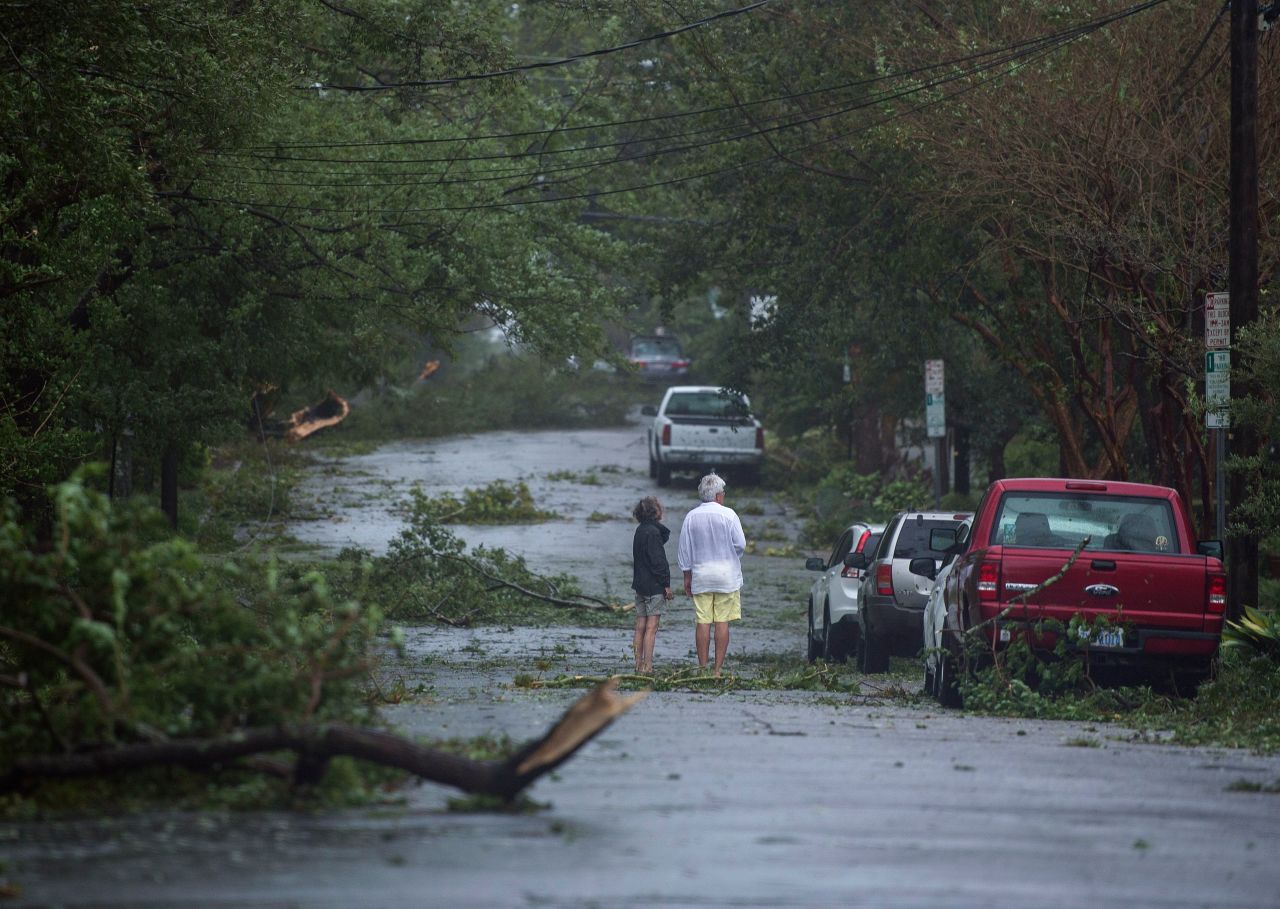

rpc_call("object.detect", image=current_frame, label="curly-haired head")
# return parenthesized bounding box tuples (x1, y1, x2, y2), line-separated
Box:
(633, 496, 663, 523)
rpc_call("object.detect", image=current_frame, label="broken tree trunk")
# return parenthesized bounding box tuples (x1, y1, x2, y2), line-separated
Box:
(0, 679, 644, 802)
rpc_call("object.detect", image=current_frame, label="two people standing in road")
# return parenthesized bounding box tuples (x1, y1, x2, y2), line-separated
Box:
(677, 473, 746, 678)
(630, 473, 746, 677)
(631, 495, 673, 674)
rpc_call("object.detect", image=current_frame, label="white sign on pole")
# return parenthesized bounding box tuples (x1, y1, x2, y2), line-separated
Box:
(1205, 350, 1230, 428)
(924, 359, 945, 438)
(925, 359, 944, 394)
(1205, 292, 1230, 349)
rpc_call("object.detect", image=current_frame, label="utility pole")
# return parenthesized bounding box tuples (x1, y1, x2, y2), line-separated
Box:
(1227, 0, 1260, 617)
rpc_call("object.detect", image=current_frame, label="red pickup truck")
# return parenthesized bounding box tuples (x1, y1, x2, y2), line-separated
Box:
(928, 478, 1227, 702)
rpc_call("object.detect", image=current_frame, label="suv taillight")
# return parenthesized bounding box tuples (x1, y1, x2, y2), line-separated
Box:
(661, 424, 671, 446)
(755, 427, 765, 449)
(875, 563, 893, 597)
(977, 561, 999, 601)
(1207, 575, 1227, 614)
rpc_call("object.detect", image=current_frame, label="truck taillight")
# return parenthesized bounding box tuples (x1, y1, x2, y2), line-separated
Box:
(755, 427, 765, 449)
(661, 424, 671, 446)
(671, 359, 690, 368)
(1207, 575, 1227, 614)
(977, 562, 999, 601)
(875, 563, 893, 597)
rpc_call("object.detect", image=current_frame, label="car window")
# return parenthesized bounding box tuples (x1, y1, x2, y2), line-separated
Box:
(664, 391, 750, 418)
(631, 338, 683, 358)
(989, 493, 1179, 553)
(828, 530, 853, 569)
(862, 532, 882, 557)
(873, 517, 901, 560)
(892, 518, 964, 560)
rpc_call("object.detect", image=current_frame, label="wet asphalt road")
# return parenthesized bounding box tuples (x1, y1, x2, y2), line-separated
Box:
(6, 417, 1280, 908)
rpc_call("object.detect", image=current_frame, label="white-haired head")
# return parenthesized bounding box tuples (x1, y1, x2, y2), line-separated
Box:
(697, 473, 726, 503)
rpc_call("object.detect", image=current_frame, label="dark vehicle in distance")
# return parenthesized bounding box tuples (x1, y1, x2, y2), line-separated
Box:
(922, 478, 1226, 704)
(628, 334, 690, 381)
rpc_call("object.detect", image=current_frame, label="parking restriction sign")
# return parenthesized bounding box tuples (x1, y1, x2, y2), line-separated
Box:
(1205, 292, 1229, 349)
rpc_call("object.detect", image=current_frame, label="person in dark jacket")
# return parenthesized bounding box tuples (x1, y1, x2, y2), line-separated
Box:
(631, 495, 673, 673)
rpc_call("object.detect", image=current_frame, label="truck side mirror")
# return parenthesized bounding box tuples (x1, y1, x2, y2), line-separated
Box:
(843, 552, 869, 571)
(908, 557, 937, 581)
(805, 557, 826, 571)
(1197, 540, 1224, 560)
(641, 405, 658, 416)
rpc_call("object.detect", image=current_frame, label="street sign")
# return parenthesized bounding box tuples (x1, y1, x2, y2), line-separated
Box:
(925, 359, 944, 395)
(926, 393, 946, 438)
(1205, 292, 1230, 349)
(924, 360, 945, 438)
(1206, 350, 1230, 428)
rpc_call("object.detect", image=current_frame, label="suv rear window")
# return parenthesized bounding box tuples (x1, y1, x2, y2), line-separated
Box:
(893, 519, 962, 560)
(989, 493, 1179, 553)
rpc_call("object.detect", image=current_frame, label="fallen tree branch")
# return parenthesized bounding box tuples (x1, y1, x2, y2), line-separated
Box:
(0, 679, 644, 802)
(439, 553, 617, 611)
(0, 625, 116, 717)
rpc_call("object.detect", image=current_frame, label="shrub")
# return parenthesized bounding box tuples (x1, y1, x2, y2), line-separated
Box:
(0, 469, 383, 765)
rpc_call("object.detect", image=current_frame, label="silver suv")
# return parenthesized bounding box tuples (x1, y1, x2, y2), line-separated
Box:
(851, 510, 972, 673)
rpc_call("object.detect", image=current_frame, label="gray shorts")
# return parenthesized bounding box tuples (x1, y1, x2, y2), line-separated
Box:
(634, 593, 666, 617)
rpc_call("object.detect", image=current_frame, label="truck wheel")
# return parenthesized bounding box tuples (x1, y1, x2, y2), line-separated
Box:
(806, 600, 821, 663)
(822, 608, 851, 663)
(656, 460, 671, 487)
(858, 629, 890, 674)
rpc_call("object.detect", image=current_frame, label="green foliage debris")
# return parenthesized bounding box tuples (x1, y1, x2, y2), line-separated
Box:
(407, 481, 559, 525)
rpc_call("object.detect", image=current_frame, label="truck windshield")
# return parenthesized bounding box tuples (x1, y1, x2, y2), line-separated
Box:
(990, 493, 1179, 553)
(665, 391, 750, 418)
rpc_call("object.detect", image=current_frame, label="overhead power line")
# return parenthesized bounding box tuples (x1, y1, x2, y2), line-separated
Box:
(305, 0, 776, 92)
(178, 30, 1086, 215)
(231, 0, 1167, 155)
(176, 0, 1174, 218)
(203, 27, 1084, 195)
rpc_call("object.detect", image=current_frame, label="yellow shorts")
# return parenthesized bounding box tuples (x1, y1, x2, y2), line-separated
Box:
(692, 589, 741, 624)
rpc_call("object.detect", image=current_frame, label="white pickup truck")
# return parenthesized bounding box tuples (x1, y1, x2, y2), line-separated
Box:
(642, 385, 764, 487)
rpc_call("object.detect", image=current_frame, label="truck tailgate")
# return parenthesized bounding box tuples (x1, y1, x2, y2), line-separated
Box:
(668, 418, 756, 451)
(1000, 550, 1208, 631)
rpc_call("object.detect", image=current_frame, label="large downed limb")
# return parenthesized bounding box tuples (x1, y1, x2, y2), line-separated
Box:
(439, 553, 618, 611)
(0, 679, 645, 802)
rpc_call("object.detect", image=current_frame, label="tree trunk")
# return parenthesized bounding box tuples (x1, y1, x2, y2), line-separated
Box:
(953, 426, 971, 495)
(160, 444, 178, 529)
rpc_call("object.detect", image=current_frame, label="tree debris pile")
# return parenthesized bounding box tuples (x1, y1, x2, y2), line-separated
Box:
(0, 473, 634, 809)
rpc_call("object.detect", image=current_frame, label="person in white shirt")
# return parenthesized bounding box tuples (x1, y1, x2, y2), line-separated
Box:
(677, 473, 747, 677)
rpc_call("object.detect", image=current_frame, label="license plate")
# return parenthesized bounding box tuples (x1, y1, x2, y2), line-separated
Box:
(1079, 627, 1125, 649)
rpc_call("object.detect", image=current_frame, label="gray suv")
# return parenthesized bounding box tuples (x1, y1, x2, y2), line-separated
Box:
(850, 510, 972, 673)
